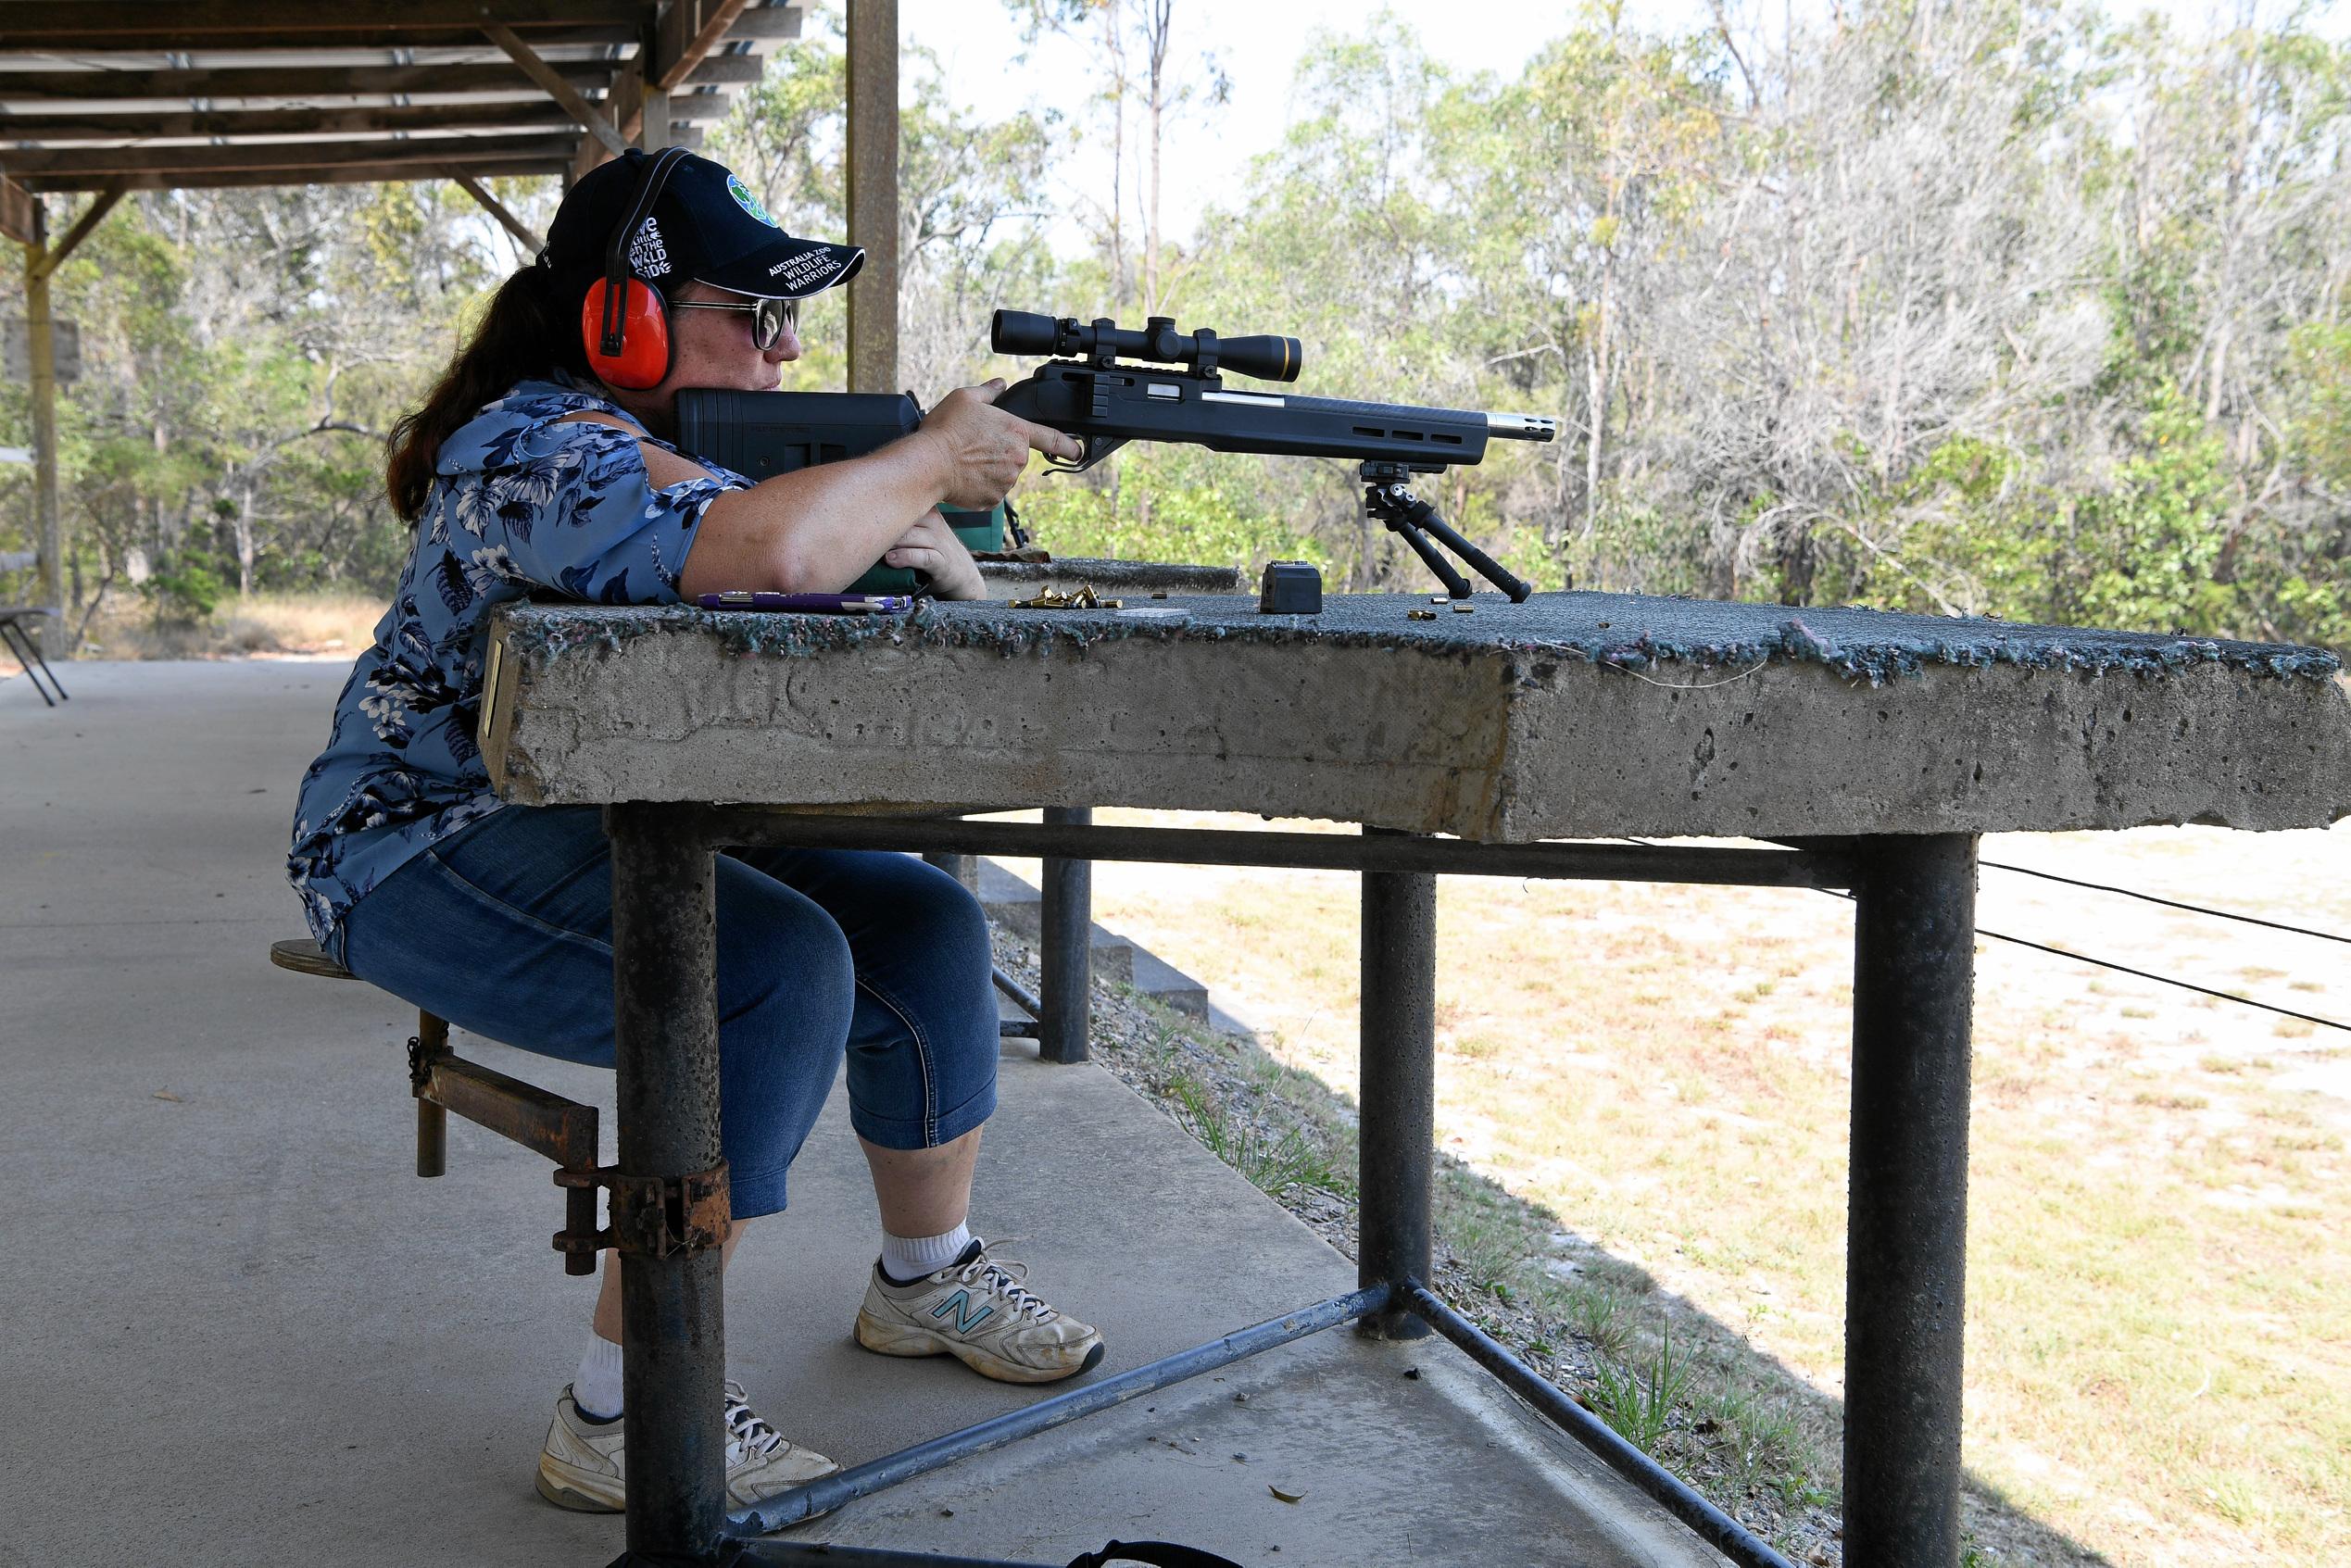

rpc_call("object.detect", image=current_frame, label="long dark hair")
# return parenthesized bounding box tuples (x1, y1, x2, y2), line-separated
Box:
(385, 263, 593, 522)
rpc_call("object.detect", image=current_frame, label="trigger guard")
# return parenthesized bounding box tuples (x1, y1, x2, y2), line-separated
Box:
(1047, 434, 1125, 474)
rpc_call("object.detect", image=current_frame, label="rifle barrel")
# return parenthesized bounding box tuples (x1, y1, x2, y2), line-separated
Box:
(1488, 413, 1558, 442)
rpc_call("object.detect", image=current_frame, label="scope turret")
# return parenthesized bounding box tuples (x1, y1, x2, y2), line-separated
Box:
(991, 310, 1303, 383)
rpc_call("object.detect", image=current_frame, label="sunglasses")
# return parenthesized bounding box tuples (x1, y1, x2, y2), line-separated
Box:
(668, 294, 799, 350)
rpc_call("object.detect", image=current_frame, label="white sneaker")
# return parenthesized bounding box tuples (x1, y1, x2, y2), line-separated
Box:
(853, 1237, 1106, 1385)
(534, 1380, 839, 1513)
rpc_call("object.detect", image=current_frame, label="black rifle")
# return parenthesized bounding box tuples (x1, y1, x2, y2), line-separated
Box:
(673, 314, 1555, 600)
(990, 310, 1556, 600)
(673, 390, 1020, 596)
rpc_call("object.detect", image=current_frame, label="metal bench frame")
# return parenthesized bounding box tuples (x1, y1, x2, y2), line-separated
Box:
(275, 810, 1968, 1568)
(579, 808, 1973, 1568)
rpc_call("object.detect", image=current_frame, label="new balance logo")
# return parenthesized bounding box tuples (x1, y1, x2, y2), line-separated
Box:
(931, 1290, 994, 1334)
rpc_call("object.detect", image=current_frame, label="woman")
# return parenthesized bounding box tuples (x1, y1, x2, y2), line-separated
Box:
(286, 148, 1097, 1515)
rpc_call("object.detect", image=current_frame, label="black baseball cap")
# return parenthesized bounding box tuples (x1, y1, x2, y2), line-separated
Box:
(541, 147, 864, 300)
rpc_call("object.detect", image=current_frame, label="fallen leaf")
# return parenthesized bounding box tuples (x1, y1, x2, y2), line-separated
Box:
(153, 1090, 182, 1102)
(1269, 1486, 1306, 1503)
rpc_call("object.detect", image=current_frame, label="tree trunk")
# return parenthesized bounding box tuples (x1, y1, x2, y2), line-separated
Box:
(235, 481, 257, 597)
(1105, 1, 1128, 309)
(1583, 341, 1604, 541)
(1144, 0, 1171, 312)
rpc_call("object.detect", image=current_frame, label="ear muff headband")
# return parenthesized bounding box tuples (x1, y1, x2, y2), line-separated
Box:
(585, 145, 692, 390)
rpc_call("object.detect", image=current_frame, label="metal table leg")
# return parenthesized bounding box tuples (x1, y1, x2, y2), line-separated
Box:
(1356, 827, 1434, 1341)
(920, 850, 975, 895)
(1038, 806, 1092, 1063)
(1845, 833, 1977, 1568)
(608, 803, 732, 1564)
(0, 616, 64, 706)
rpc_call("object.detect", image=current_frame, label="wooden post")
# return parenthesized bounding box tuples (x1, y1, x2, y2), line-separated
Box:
(19, 185, 124, 657)
(25, 230, 60, 646)
(844, 0, 898, 394)
(639, 85, 670, 151)
(5, 180, 52, 657)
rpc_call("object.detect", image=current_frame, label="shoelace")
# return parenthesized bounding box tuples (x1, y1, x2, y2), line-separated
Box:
(952, 1252, 1056, 1323)
(723, 1380, 786, 1464)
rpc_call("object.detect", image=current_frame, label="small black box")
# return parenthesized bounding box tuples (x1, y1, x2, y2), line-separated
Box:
(1259, 559, 1323, 614)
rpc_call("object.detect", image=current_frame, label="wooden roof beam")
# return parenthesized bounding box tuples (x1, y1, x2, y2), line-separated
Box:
(0, 56, 760, 107)
(3, 132, 580, 181)
(29, 184, 126, 281)
(19, 157, 569, 194)
(483, 18, 635, 160)
(0, 1, 652, 53)
(0, 61, 621, 104)
(446, 169, 545, 252)
(571, 59, 640, 182)
(651, 1, 754, 91)
(0, 174, 34, 246)
(597, 4, 798, 170)
(0, 102, 613, 144)
(0, 102, 723, 144)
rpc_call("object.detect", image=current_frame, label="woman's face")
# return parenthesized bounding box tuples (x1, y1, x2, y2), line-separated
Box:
(660, 279, 803, 395)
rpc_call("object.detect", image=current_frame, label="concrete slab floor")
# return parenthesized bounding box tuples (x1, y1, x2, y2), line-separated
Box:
(2, 661, 1726, 1568)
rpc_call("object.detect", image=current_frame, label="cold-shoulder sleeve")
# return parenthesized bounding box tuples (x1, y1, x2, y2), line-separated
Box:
(435, 414, 738, 604)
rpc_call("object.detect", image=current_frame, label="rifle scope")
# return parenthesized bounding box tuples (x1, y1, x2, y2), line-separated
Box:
(992, 310, 1303, 384)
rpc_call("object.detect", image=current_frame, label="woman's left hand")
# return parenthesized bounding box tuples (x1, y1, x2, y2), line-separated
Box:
(883, 508, 985, 599)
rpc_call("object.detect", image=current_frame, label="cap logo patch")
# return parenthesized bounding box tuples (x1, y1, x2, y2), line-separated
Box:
(628, 216, 672, 279)
(726, 174, 781, 229)
(768, 250, 843, 291)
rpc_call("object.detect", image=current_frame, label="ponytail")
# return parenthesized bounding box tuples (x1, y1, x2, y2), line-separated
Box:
(385, 264, 593, 522)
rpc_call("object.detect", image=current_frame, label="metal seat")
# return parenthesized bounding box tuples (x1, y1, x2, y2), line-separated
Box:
(269, 936, 606, 1275)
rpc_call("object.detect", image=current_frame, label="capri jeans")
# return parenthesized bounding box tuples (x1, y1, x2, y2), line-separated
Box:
(339, 804, 999, 1220)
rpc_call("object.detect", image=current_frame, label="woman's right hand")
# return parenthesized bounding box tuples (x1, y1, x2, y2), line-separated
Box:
(919, 380, 1083, 509)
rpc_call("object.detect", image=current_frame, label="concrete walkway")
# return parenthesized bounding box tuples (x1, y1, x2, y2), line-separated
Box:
(1, 659, 1727, 1568)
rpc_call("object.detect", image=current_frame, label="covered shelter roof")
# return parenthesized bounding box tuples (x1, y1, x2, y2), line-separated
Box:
(0, 1, 804, 236)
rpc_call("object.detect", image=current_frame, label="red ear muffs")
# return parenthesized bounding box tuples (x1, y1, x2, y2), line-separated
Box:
(582, 277, 672, 390)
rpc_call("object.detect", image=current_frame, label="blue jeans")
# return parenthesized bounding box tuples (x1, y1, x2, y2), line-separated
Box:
(341, 805, 999, 1220)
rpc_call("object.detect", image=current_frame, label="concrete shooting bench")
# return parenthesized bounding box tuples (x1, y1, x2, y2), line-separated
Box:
(471, 590, 2351, 1568)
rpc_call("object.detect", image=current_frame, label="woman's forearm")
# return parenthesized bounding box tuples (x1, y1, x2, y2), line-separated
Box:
(677, 432, 950, 598)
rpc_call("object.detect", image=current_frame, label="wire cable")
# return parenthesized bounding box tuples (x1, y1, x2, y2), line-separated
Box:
(1980, 859, 2351, 946)
(1616, 839, 2350, 1035)
(1822, 891, 2350, 1035)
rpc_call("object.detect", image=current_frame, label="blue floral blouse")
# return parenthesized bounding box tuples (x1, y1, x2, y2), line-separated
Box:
(287, 375, 748, 960)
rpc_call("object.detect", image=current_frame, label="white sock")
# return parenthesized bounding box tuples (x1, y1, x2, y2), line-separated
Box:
(881, 1222, 973, 1284)
(573, 1331, 624, 1421)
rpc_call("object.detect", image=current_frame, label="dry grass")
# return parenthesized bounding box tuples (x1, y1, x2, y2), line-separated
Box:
(88, 591, 383, 661)
(992, 810, 2351, 1567)
(0, 592, 383, 676)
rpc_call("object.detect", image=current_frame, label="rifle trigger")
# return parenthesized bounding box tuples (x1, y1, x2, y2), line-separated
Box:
(1043, 434, 1123, 474)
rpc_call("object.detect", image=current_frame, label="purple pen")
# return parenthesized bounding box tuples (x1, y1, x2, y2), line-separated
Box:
(699, 591, 917, 613)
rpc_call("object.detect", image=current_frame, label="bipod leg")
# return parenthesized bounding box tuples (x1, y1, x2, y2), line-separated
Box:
(1370, 486, 1471, 598)
(1410, 501, 1532, 603)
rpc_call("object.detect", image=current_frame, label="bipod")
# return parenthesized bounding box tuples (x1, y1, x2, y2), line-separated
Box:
(1361, 461, 1532, 602)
